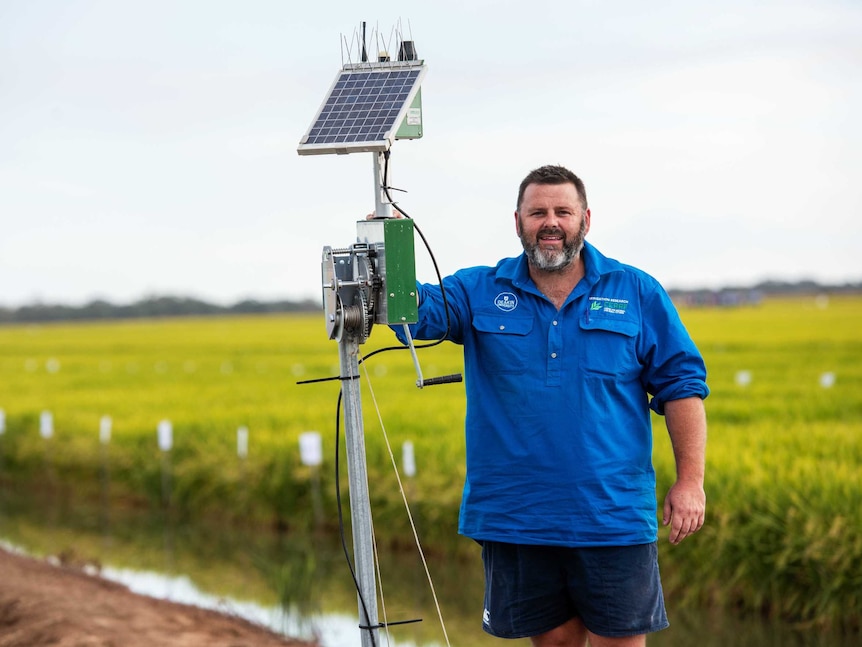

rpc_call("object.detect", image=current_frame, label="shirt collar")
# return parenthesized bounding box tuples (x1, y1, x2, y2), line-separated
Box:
(582, 241, 626, 281)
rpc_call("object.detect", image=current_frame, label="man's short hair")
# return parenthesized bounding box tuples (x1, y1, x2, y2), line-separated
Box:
(516, 165, 588, 211)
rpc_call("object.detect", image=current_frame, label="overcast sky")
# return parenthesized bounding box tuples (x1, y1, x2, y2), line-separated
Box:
(2, 0, 860, 307)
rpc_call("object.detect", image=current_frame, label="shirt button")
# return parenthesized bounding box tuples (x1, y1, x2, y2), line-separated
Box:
(551, 352, 557, 359)
(499, 325, 505, 330)
(552, 320, 558, 326)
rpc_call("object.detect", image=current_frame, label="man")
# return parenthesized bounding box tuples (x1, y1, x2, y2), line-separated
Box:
(394, 165, 708, 646)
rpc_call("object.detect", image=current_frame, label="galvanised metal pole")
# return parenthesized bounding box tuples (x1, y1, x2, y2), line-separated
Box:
(338, 332, 380, 647)
(372, 151, 392, 218)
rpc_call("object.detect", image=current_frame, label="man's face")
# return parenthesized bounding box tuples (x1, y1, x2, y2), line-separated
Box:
(515, 182, 591, 272)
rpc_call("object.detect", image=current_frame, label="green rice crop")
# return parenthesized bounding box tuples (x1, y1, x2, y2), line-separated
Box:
(653, 295, 862, 631)
(0, 296, 860, 631)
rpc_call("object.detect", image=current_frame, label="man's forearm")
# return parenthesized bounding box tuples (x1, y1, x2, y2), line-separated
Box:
(664, 396, 707, 484)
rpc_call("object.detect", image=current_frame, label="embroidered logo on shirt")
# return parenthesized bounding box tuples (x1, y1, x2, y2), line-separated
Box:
(589, 296, 629, 315)
(494, 292, 518, 312)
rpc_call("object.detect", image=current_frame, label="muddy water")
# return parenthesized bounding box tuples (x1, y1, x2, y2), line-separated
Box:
(0, 487, 854, 647)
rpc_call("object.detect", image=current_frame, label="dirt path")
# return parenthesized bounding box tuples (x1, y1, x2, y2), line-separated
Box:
(0, 547, 317, 647)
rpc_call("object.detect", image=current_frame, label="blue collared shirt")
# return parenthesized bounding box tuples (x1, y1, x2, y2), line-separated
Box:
(396, 241, 709, 546)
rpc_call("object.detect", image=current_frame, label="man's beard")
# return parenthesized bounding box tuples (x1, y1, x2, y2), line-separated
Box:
(520, 217, 587, 272)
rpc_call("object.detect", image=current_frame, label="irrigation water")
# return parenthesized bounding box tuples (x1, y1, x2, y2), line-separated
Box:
(0, 486, 854, 647)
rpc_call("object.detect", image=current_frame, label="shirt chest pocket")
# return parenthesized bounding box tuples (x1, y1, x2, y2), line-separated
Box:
(472, 313, 534, 375)
(578, 316, 641, 378)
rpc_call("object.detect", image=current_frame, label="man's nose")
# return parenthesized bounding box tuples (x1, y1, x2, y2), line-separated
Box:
(544, 211, 563, 226)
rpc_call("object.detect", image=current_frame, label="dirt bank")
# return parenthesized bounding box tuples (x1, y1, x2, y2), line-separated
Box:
(0, 547, 317, 647)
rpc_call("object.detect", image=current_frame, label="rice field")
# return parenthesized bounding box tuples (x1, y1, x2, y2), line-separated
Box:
(0, 295, 860, 631)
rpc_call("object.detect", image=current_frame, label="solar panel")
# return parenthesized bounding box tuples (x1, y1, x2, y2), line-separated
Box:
(297, 62, 427, 155)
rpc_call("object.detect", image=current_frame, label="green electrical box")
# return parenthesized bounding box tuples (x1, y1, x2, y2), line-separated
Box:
(355, 218, 418, 325)
(382, 218, 418, 324)
(395, 88, 423, 140)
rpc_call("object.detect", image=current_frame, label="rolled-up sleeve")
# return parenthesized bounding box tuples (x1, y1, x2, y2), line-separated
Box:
(638, 283, 709, 415)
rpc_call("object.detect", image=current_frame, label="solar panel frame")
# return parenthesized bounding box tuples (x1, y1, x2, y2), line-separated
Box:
(297, 61, 427, 156)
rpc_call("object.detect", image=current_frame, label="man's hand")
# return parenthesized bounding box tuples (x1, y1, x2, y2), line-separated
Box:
(365, 208, 405, 220)
(663, 480, 705, 544)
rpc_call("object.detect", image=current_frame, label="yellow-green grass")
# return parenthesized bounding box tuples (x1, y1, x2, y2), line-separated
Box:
(0, 296, 860, 630)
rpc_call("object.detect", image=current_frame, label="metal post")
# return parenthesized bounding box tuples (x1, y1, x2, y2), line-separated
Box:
(339, 332, 380, 647)
(372, 151, 392, 218)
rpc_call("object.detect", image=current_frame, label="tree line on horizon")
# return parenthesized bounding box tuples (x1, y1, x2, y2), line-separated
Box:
(0, 295, 320, 324)
(667, 278, 862, 307)
(1, 279, 860, 323)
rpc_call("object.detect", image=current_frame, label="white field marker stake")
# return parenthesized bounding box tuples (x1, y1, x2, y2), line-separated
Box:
(299, 431, 324, 526)
(100, 415, 112, 445)
(0, 408, 5, 472)
(40, 410, 54, 439)
(735, 370, 752, 387)
(157, 420, 173, 452)
(98, 415, 112, 532)
(236, 424, 250, 493)
(299, 431, 323, 466)
(402, 441, 417, 478)
(157, 420, 173, 510)
(237, 426, 249, 459)
(40, 410, 55, 477)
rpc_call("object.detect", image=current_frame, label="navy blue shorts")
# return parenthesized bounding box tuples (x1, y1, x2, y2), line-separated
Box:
(480, 541, 669, 639)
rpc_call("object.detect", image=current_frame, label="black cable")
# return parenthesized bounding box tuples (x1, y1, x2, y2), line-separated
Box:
(359, 149, 454, 363)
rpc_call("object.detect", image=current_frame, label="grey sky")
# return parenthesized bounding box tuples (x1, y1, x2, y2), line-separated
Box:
(1, 0, 860, 306)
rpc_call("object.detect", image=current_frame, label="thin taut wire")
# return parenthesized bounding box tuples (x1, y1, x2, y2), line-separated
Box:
(360, 354, 453, 647)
